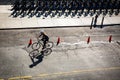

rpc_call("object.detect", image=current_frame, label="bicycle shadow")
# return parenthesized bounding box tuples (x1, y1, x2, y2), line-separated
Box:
(29, 51, 44, 68)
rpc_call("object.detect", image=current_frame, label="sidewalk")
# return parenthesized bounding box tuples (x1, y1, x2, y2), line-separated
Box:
(0, 5, 120, 29)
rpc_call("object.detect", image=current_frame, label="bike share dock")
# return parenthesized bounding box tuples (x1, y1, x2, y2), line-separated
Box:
(0, 5, 120, 29)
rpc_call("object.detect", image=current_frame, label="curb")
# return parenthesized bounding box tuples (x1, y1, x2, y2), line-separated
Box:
(0, 24, 120, 30)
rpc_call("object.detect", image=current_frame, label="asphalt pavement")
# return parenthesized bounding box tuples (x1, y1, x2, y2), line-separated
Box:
(0, 2, 120, 80)
(0, 26, 120, 80)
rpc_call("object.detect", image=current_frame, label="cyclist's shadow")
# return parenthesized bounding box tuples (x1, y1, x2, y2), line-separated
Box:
(29, 51, 44, 68)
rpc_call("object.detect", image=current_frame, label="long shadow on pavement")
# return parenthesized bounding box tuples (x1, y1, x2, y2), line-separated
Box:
(22, 46, 44, 68)
(93, 24, 120, 29)
(29, 52, 44, 68)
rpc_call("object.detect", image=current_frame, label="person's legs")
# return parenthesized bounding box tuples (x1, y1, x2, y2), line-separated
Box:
(43, 40, 47, 49)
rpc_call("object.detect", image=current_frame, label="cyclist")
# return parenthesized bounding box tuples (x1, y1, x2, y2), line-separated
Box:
(39, 30, 49, 49)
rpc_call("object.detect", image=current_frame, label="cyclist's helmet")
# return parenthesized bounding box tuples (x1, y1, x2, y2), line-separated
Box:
(40, 29, 44, 34)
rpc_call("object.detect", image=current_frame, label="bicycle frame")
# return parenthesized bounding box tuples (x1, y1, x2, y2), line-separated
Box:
(37, 39, 44, 45)
(38, 39, 50, 46)
(32, 38, 53, 50)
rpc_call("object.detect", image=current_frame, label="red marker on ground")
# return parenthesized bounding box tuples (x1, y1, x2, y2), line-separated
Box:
(28, 39, 32, 48)
(109, 35, 112, 43)
(87, 36, 90, 44)
(56, 37, 60, 46)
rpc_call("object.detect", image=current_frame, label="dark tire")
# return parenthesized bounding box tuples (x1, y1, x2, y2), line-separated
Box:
(29, 49, 39, 58)
(46, 41, 54, 48)
(32, 42, 41, 49)
(43, 48, 52, 56)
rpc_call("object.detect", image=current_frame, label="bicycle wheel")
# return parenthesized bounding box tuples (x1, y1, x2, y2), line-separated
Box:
(32, 42, 41, 49)
(46, 41, 54, 48)
(29, 49, 39, 58)
(43, 48, 52, 56)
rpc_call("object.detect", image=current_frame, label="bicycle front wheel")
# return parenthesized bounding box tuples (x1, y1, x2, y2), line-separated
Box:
(32, 42, 41, 49)
(43, 48, 52, 56)
(46, 41, 54, 48)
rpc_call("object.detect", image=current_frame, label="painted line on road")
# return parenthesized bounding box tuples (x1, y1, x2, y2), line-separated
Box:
(33, 66, 120, 79)
(37, 74, 50, 77)
(53, 67, 120, 75)
(8, 76, 32, 80)
(7, 66, 120, 80)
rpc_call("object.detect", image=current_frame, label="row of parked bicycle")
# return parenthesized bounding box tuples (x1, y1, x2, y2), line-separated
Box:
(11, 9, 120, 18)
(11, 0, 120, 11)
(10, 0, 120, 17)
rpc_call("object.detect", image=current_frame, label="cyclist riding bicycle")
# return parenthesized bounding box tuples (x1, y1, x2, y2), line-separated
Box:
(39, 30, 49, 49)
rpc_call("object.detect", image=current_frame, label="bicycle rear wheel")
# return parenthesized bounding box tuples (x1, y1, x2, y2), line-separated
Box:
(29, 49, 39, 58)
(32, 42, 41, 49)
(46, 41, 54, 48)
(43, 48, 52, 56)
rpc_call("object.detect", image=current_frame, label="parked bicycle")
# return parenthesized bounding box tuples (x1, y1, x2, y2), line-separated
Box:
(32, 39, 54, 50)
(29, 48, 52, 58)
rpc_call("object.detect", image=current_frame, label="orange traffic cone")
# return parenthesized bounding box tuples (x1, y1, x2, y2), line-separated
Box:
(56, 37, 60, 46)
(87, 36, 90, 44)
(27, 39, 32, 48)
(109, 35, 112, 43)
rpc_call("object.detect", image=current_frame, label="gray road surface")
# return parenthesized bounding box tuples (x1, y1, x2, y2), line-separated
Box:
(0, 26, 120, 80)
